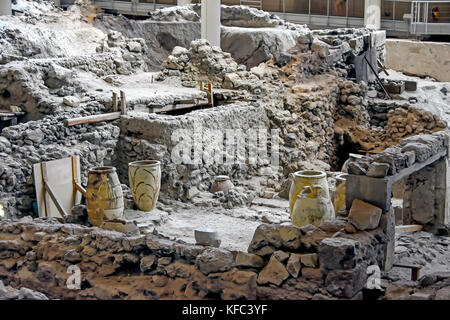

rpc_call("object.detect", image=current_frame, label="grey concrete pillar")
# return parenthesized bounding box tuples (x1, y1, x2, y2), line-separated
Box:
(53, 0, 61, 7)
(364, 0, 381, 30)
(402, 157, 450, 234)
(0, 0, 12, 16)
(177, 0, 192, 5)
(201, 0, 221, 48)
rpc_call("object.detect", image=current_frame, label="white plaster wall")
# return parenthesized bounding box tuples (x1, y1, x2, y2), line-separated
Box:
(386, 39, 450, 82)
(0, 0, 12, 15)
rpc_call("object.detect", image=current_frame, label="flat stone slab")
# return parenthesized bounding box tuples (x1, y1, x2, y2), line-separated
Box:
(251, 197, 289, 209)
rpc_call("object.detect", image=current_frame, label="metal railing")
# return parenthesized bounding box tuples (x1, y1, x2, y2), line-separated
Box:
(411, 0, 450, 35)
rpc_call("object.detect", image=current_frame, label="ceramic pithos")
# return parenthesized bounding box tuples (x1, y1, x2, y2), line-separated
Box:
(128, 160, 161, 212)
(291, 185, 335, 227)
(86, 166, 124, 227)
(210, 175, 234, 195)
(333, 173, 347, 213)
(289, 170, 332, 217)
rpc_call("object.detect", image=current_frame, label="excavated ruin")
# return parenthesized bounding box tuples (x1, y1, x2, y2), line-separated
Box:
(0, 0, 449, 301)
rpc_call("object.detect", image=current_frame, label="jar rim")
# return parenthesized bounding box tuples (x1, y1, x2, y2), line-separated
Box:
(293, 170, 326, 178)
(215, 175, 230, 181)
(128, 160, 161, 167)
(89, 166, 116, 174)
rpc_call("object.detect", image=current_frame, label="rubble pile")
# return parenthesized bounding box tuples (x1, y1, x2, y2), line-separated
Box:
(0, 1, 150, 119)
(346, 132, 448, 177)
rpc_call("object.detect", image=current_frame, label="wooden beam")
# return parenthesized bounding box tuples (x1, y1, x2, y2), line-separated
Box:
(41, 162, 50, 218)
(377, 59, 390, 76)
(44, 181, 68, 218)
(75, 183, 87, 198)
(64, 112, 121, 127)
(395, 224, 423, 235)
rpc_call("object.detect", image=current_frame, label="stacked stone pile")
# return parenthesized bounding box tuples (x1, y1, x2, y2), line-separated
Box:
(347, 131, 450, 178)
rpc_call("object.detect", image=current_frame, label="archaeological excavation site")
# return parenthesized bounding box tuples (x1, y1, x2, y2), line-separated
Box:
(0, 0, 449, 303)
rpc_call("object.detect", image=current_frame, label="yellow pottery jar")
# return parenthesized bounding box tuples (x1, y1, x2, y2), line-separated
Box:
(333, 173, 347, 213)
(291, 185, 335, 227)
(128, 160, 161, 212)
(289, 170, 332, 217)
(86, 166, 124, 227)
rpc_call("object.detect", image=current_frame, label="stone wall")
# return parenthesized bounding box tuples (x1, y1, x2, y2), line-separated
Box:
(0, 215, 393, 300)
(346, 131, 450, 235)
(386, 39, 450, 82)
(403, 157, 450, 234)
(117, 103, 271, 200)
(0, 116, 120, 218)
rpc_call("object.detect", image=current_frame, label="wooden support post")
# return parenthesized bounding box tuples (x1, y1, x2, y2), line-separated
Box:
(41, 162, 50, 218)
(208, 83, 214, 107)
(71, 156, 78, 207)
(112, 92, 118, 112)
(120, 90, 127, 115)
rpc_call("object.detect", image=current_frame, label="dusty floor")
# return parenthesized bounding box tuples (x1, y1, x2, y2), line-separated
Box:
(125, 190, 290, 252)
(381, 70, 450, 123)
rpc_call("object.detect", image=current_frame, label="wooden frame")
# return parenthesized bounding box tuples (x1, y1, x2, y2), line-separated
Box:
(33, 156, 86, 218)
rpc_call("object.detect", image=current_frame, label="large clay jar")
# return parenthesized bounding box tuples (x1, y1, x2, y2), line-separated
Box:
(289, 170, 332, 217)
(210, 175, 234, 195)
(333, 173, 347, 213)
(128, 160, 161, 212)
(291, 185, 335, 227)
(86, 166, 124, 227)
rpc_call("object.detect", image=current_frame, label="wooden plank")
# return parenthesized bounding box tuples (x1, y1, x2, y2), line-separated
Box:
(149, 100, 210, 114)
(395, 224, 423, 235)
(393, 263, 422, 270)
(71, 156, 78, 207)
(64, 112, 121, 126)
(377, 59, 390, 76)
(44, 181, 68, 217)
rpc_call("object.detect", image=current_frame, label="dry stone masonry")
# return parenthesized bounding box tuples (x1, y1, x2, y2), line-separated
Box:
(0, 0, 448, 301)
